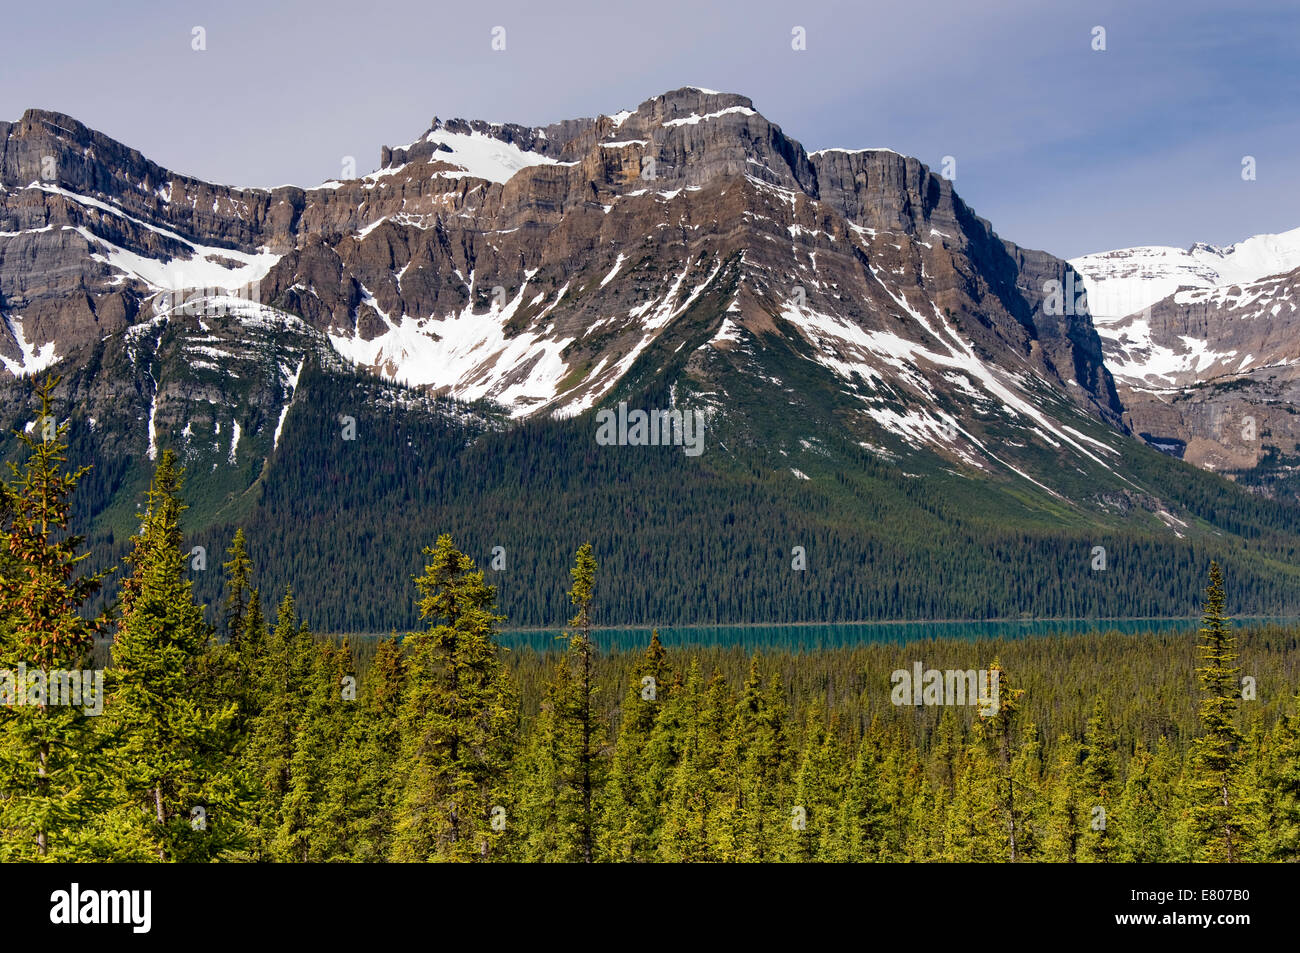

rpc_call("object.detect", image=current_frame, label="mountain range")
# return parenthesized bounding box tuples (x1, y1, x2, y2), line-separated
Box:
(3, 87, 1300, 630)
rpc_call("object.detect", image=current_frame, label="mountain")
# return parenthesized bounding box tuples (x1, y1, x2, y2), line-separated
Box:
(1070, 228, 1300, 322)
(4, 88, 1300, 629)
(1071, 231, 1300, 496)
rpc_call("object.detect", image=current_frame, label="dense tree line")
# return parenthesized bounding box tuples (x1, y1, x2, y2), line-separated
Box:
(2, 377, 1299, 862)
(224, 364, 1300, 631)
(12, 360, 1300, 632)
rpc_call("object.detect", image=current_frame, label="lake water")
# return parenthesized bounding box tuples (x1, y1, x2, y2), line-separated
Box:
(497, 617, 1299, 653)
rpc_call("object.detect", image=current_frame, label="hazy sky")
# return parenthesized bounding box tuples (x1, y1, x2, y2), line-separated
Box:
(3, 0, 1296, 259)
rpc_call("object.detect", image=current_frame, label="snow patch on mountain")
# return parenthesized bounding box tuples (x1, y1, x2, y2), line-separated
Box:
(664, 106, 757, 127)
(1, 315, 59, 376)
(273, 358, 305, 451)
(328, 280, 575, 416)
(424, 129, 572, 183)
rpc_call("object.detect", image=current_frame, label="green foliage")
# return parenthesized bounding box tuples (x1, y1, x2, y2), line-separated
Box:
(1188, 561, 1248, 861)
(100, 450, 243, 861)
(3, 379, 1299, 863)
(390, 535, 517, 862)
(0, 376, 113, 859)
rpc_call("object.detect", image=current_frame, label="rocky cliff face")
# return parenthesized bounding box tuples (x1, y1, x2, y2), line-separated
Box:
(0, 87, 1138, 518)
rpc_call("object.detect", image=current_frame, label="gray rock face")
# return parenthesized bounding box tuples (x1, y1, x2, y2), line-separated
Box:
(1095, 266, 1300, 480)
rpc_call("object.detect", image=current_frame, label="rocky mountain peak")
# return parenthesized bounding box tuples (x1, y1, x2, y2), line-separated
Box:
(0, 87, 1134, 500)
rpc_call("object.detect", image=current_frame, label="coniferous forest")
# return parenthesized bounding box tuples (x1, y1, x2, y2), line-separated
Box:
(3, 379, 1299, 864)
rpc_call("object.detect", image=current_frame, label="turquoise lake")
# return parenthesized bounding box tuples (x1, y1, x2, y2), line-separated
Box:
(494, 617, 1300, 653)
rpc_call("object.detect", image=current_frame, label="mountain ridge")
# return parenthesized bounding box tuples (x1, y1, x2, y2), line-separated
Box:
(4, 87, 1300, 628)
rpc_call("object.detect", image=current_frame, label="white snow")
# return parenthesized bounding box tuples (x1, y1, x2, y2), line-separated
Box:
(600, 253, 627, 287)
(30, 184, 279, 291)
(1090, 265, 1298, 387)
(1, 315, 59, 376)
(146, 391, 159, 461)
(228, 419, 241, 464)
(328, 279, 576, 416)
(809, 147, 903, 157)
(663, 106, 757, 127)
(273, 358, 305, 451)
(1070, 226, 1300, 322)
(779, 288, 1120, 475)
(424, 129, 572, 184)
(32, 181, 281, 296)
(710, 317, 744, 346)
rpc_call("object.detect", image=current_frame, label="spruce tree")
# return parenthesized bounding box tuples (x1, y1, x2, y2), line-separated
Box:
(242, 586, 314, 857)
(519, 543, 608, 862)
(222, 529, 254, 646)
(970, 659, 1027, 861)
(0, 376, 113, 859)
(1043, 736, 1083, 862)
(103, 449, 243, 861)
(725, 658, 791, 861)
(1188, 561, 1247, 862)
(1115, 741, 1169, 862)
(1077, 696, 1119, 862)
(339, 636, 405, 861)
(838, 728, 890, 863)
(659, 663, 731, 861)
(391, 535, 517, 862)
(601, 629, 670, 860)
(566, 542, 603, 862)
(274, 641, 357, 861)
(787, 702, 846, 862)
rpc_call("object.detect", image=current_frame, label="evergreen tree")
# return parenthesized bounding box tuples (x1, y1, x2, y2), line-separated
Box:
(516, 655, 575, 861)
(832, 732, 886, 861)
(102, 450, 242, 861)
(200, 530, 261, 735)
(787, 702, 847, 862)
(726, 659, 791, 861)
(338, 636, 406, 861)
(274, 641, 357, 861)
(1268, 691, 1300, 861)
(222, 529, 254, 646)
(565, 542, 603, 863)
(970, 659, 1027, 861)
(0, 377, 112, 859)
(519, 543, 608, 862)
(1115, 740, 1169, 862)
(242, 586, 315, 858)
(661, 666, 734, 861)
(1043, 736, 1083, 862)
(391, 535, 517, 862)
(1188, 562, 1247, 862)
(601, 630, 670, 861)
(1077, 696, 1119, 862)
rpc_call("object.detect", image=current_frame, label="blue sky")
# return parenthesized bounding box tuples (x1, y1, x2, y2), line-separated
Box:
(3, 0, 1296, 259)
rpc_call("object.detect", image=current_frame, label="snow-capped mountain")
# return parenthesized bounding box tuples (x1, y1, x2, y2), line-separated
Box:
(1070, 232, 1300, 488)
(1070, 228, 1300, 324)
(0, 88, 1132, 492)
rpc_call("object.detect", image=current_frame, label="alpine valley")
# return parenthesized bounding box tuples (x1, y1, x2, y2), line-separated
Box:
(4, 87, 1300, 631)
